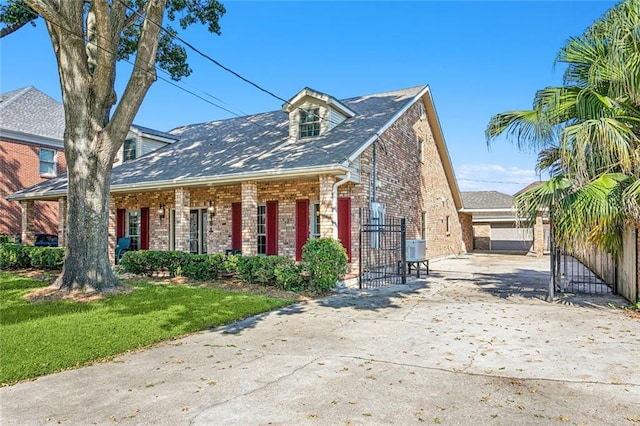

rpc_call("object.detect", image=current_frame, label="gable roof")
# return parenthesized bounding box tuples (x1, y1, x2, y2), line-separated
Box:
(8, 85, 463, 209)
(0, 86, 65, 145)
(130, 124, 179, 142)
(461, 191, 513, 210)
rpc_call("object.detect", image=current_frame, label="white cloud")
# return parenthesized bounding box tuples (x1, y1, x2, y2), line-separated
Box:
(455, 164, 541, 195)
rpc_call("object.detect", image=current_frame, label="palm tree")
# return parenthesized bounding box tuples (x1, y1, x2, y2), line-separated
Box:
(486, 0, 640, 256)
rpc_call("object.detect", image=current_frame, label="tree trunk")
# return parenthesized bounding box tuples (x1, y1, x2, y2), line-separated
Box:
(55, 145, 118, 291)
(26, 0, 166, 292)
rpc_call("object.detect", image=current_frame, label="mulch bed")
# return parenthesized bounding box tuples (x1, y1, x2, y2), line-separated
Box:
(11, 269, 315, 303)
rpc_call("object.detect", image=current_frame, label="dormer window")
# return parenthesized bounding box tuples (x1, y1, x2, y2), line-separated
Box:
(123, 138, 137, 161)
(299, 108, 320, 138)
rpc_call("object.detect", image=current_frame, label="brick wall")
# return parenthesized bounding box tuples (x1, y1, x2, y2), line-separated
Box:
(472, 224, 491, 250)
(351, 100, 465, 260)
(458, 212, 473, 252)
(1, 138, 66, 236)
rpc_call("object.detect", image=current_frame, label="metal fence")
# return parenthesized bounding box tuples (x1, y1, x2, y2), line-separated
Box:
(358, 209, 406, 289)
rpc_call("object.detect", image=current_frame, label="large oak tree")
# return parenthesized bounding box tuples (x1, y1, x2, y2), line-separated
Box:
(0, 0, 225, 291)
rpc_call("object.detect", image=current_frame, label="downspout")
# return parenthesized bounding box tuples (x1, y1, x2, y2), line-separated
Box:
(333, 171, 351, 238)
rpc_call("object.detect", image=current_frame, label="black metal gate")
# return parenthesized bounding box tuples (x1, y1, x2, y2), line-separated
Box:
(547, 223, 616, 298)
(552, 249, 615, 295)
(358, 208, 406, 289)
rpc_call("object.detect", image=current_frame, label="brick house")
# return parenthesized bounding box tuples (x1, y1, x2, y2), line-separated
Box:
(0, 86, 178, 240)
(9, 85, 469, 270)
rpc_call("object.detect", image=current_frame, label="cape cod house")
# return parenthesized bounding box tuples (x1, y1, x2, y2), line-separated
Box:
(8, 85, 470, 271)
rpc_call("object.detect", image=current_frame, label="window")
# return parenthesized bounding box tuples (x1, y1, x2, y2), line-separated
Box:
(127, 210, 141, 250)
(417, 137, 424, 162)
(421, 211, 426, 240)
(311, 202, 321, 238)
(123, 138, 137, 161)
(446, 215, 451, 235)
(299, 108, 320, 138)
(257, 204, 266, 254)
(39, 148, 56, 176)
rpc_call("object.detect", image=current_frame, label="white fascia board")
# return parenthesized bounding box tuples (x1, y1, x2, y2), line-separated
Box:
(346, 86, 430, 164)
(0, 129, 63, 148)
(140, 133, 178, 144)
(459, 208, 515, 213)
(7, 165, 353, 201)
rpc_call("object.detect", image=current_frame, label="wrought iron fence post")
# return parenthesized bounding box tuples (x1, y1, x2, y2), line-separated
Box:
(359, 208, 363, 289)
(401, 218, 406, 284)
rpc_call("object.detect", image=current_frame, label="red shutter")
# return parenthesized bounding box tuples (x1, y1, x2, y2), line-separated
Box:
(266, 200, 278, 255)
(231, 202, 242, 251)
(338, 197, 351, 261)
(116, 209, 126, 239)
(295, 199, 309, 261)
(140, 207, 149, 250)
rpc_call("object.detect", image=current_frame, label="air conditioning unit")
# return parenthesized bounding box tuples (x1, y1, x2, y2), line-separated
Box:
(406, 239, 426, 262)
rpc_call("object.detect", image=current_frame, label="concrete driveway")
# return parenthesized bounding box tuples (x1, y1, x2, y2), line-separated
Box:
(2, 253, 639, 425)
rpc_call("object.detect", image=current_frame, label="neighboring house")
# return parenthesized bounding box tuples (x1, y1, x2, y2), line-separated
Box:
(1, 86, 66, 237)
(8, 85, 468, 272)
(460, 188, 547, 254)
(0, 86, 178, 240)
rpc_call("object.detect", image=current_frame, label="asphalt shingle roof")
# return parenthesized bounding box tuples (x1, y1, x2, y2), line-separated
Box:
(0, 86, 65, 141)
(461, 191, 513, 210)
(12, 85, 426, 197)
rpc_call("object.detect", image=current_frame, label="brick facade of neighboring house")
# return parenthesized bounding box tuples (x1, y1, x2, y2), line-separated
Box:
(11, 86, 468, 272)
(0, 87, 67, 237)
(0, 86, 178, 243)
(1, 137, 68, 236)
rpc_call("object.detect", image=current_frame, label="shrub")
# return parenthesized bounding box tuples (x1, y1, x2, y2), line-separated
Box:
(301, 238, 348, 292)
(0, 244, 64, 270)
(237, 255, 291, 285)
(273, 258, 304, 291)
(25, 247, 64, 269)
(0, 243, 29, 269)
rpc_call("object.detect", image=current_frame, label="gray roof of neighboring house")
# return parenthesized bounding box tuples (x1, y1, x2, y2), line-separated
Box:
(11, 85, 427, 198)
(461, 191, 513, 210)
(0, 86, 65, 141)
(0, 86, 176, 144)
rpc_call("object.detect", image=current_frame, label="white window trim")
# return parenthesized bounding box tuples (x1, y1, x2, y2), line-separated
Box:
(39, 147, 57, 177)
(257, 204, 267, 255)
(126, 209, 141, 250)
(310, 201, 321, 239)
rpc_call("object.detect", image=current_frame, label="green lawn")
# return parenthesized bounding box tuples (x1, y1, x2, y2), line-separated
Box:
(0, 272, 292, 384)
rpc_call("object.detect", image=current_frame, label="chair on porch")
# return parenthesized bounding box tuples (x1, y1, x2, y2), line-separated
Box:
(115, 237, 131, 264)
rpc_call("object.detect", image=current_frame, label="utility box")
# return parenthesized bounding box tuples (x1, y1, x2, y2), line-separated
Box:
(406, 239, 426, 262)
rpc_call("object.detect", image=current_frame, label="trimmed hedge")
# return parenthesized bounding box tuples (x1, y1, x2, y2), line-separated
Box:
(0, 244, 64, 270)
(118, 238, 347, 292)
(1, 237, 349, 292)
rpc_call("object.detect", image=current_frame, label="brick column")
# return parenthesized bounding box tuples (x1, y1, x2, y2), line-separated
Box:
(108, 197, 117, 264)
(241, 182, 257, 255)
(533, 214, 544, 256)
(57, 198, 66, 247)
(20, 200, 35, 245)
(319, 175, 335, 238)
(175, 188, 191, 252)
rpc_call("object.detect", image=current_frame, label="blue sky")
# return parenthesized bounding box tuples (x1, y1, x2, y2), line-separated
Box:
(1, 1, 615, 194)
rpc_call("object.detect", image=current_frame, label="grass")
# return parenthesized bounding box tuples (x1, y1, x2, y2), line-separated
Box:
(0, 271, 292, 385)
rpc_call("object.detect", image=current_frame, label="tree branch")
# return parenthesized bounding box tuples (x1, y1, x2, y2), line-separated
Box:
(0, 20, 28, 38)
(107, 0, 166, 146)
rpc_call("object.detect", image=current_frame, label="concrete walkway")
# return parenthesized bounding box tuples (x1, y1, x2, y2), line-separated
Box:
(2, 254, 639, 425)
